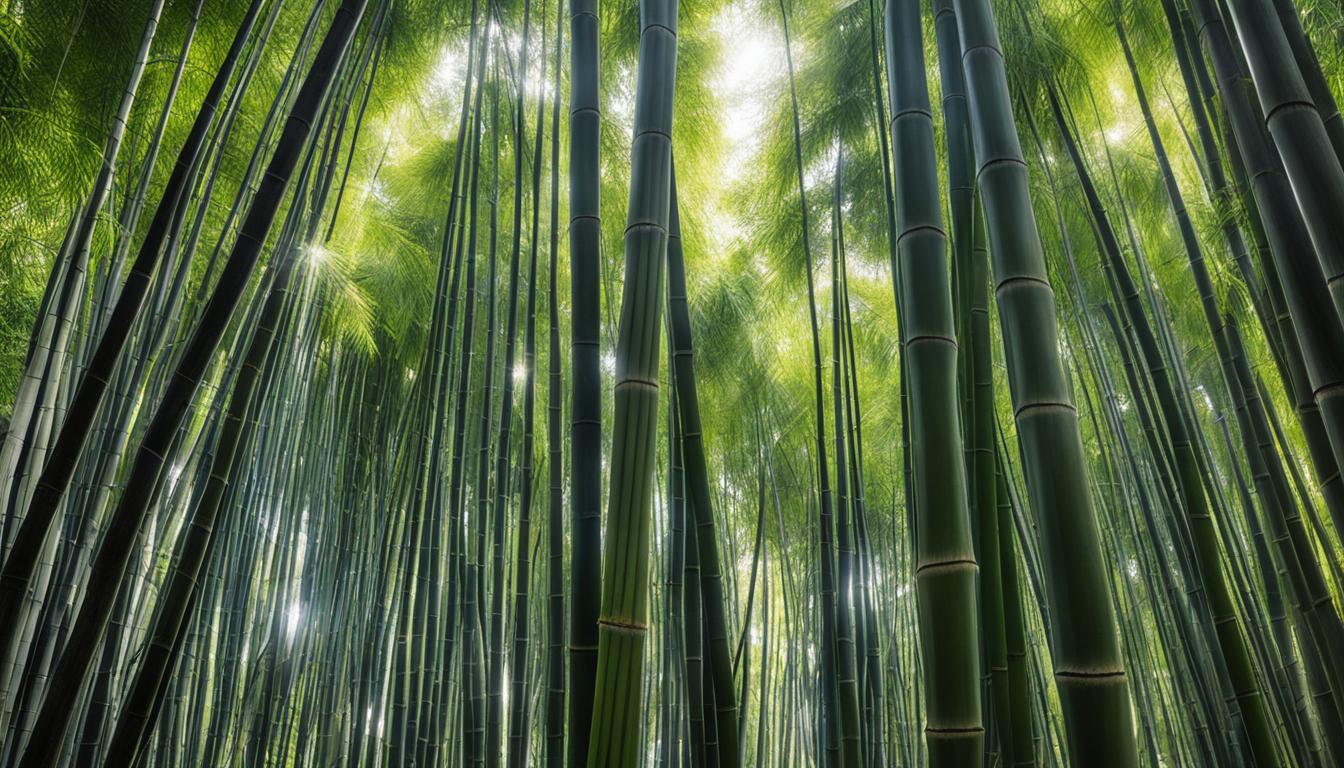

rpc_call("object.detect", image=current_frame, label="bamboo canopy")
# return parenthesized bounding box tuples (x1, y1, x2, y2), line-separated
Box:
(0, 0, 1343, 765)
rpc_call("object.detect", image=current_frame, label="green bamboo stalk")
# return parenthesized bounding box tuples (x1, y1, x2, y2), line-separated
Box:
(508, 11, 550, 762)
(667, 169, 740, 767)
(544, 0, 566, 763)
(951, 0, 1137, 762)
(1187, 0, 1344, 535)
(0, 0, 183, 686)
(567, 0, 603, 755)
(885, 0, 983, 762)
(1223, 0, 1344, 331)
(828, 150, 864, 768)
(774, 4, 847, 763)
(585, 0, 676, 761)
(488, 1, 537, 760)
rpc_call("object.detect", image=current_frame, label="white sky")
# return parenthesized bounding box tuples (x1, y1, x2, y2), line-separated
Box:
(712, 1, 785, 185)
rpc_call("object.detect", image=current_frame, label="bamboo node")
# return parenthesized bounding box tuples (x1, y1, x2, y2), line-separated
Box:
(597, 617, 647, 636)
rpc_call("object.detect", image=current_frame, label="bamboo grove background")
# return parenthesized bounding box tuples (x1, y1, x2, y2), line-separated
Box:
(0, 0, 1343, 764)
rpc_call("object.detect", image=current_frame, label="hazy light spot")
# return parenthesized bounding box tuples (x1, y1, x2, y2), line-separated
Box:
(286, 600, 302, 642)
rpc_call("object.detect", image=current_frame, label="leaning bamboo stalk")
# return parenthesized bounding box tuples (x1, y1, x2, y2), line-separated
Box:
(1187, 0, 1344, 535)
(1223, 0, 1344, 331)
(0, 0, 167, 522)
(951, 0, 1138, 762)
(585, 0, 677, 763)
(3, 7, 267, 709)
(1045, 73, 1281, 765)
(667, 167, 741, 767)
(7, 3, 368, 764)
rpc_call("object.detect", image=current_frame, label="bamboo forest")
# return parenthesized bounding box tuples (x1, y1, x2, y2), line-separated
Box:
(7, 0, 1344, 764)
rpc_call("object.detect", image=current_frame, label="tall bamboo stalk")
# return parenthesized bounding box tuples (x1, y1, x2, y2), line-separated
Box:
(951, 0, 1137, 762)
(567, 0, 603, 756)
(585, 0, 676, 761)
(667, 167, 740, 768)
(885, 0, 982, 762)
(545, 1, 566, 764)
